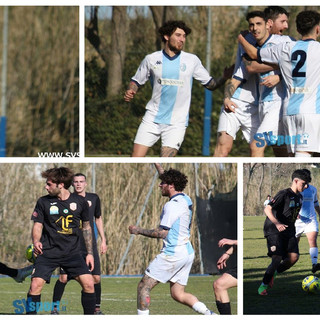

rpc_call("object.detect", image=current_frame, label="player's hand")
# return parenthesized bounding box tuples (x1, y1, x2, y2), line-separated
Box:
(100, 241, 108, 254)
(275, 223, 288, 232)
(260, 75, 281, 88)
(218, 238, 237, 247)
(86, 254, 94, 272)
(224, 98, 238, 113)
(217, 253, 229, 270)
(223, 64, 235, 80)
(124, 89, 136, 102)
(33, 241, 43, 255)
(129, 225, 139, 235)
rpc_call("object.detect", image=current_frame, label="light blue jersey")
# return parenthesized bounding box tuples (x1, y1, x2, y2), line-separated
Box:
(131, 50, 212, 126)
(233, 33, 259, 106)
(159, 193, 194, 256)
(259, 39, 320, 115)
(299, 185, 319, 221)
(257, 34, 294, 102)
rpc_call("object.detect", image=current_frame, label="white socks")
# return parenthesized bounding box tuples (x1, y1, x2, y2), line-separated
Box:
(310, 247, 318, 265)
(295, 152, 311, 157)
(137, 309, 149, 315)
(192, 301, 212, 315)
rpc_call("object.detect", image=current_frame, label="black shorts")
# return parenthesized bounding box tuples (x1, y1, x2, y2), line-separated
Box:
(225, 267, 237, 279)
(32, 253, 91, 283)
(60, 248, 101, 276)
(266, 232, 299, 258)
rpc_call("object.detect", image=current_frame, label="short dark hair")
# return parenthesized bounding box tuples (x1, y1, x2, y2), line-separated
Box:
(41, 167, 74, 189)
(158, 20, 191, 43)
(74, 173, 87, 180)
(159, 168, 188, 192)
(292, 169, 312, 183)
(246, 11, 266, 23)
(264, 6, 289, 21)
(296, 10, 320, 36)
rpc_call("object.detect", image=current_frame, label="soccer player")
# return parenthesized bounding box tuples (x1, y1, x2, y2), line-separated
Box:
(213, 238, 237, 315)
(51, 173, 107, 314)
(214, 6, 290, 157)
(128, 166, 214, 315)
(295, 169, 320, 273)
(258, 169, 310, 295)
(0, 262, 33, 283)
(124, 20, 230, 157)
(26, 167, 96, 314)
(238, 10, 320, 157)
(264, 195, 271, 207)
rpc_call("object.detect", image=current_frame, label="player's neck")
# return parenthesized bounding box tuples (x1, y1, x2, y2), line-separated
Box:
(164, 46, 180, 58)
(58, 189, 71, 201)
(76, 191, 86, 197)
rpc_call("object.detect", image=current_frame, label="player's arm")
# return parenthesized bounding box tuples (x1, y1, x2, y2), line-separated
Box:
(128, 225, 168, 239)
(264, 205, 288, 232)
(223, 77, 242, 113)
(242, 55, 279, 73)
(154, 163, 165, 175)
(82, 220, 94, 271)
(124, 81, 139, 102)
(95, 216, 107, 254)
(238, 33, 258, 60)
(32, 222, 43, 255)
(204, 64, 234, 91)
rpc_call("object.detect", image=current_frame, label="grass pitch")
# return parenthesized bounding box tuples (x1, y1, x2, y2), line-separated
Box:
(244, 216, 320, 314)
(0, 275, 237, 315)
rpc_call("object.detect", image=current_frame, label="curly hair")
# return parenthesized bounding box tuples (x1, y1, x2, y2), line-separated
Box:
(158, 20, 191, 43)
(41, 167, 74, 189)
(159, 168, 188, 192)
(296, 10, 320, 36)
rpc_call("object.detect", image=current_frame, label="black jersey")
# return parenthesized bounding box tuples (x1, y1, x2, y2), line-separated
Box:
(264, 188, 302, 237)
(78, 192, 101, 253)
(31, 193, 90, 258)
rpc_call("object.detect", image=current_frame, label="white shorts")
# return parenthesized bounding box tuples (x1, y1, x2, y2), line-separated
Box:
(283, 114, 320, 154)
(145, 251, 194, 286)
(295, 217, 319, 238)
(256, 100, 282, 137)
(134, 118, 186, 150)
(217, 99, 259, 143)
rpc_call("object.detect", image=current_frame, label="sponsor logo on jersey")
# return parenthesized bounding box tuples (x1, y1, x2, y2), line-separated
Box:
(289, 200, 295, 208)
(32, 211, 38, 218)
(87, 200, 92, 207)
(70, 203, 77, 211)
(157, 78, 184, 86)
(271, 246, 276, 252)
(63, 209, 69, 214)
(49, 205, 59, 215)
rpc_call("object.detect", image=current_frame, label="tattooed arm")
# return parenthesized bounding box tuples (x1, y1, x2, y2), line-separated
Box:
(223, 77, 242, 113)
(124, 81, 139, 102)
(204, 64, 234, 91)
(129, 225, 168, 239)
(82, 220, 94, 271)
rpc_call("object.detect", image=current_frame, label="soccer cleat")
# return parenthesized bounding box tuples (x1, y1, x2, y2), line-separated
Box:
(94, 310, 104, 315)
(269, 271, 277, 288)
(312, 263, 320, 274)
(204, 309, 216, 315)
(50, 309, 59, 315)
(13, 265, 33, 283)
(258, 283, 268, 295)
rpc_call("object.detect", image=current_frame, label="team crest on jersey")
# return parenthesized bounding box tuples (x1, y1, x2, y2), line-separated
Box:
(49, 205, 59, 215)
(70, 202, 77, 211)
(271, 246, 276, 252)
(180, 63, 186, 72)
(289, 200, 295, 208)
(87, 200, 92, 207)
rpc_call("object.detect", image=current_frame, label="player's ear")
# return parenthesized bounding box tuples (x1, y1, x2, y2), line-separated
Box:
(164, 34, 170, 42)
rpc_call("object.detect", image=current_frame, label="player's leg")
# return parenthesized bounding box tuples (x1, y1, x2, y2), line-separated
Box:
(27, 277, 46, 314)
(76, 274, 96, 314)
(51, 271, 68, 314)
(305, 231, 320, 273)
(93, 274, 102, 314)
(214, 132, 234, 157)
(160, 124, 186, 157)
(213, 273, 237, 315)
(132, 118, 161, 157)
(277, 235, 300, 274)
(137, 274, 159, 315)
(0, 262, 33, 283)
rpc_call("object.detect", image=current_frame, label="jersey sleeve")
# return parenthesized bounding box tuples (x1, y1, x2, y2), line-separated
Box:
(31, 198, 44, 223)
(269, 190, 286, 210)
(131, 55, 151, 87)
(80, 197, 90, 222)
(192, 55, 212, 86)
(94, 195, 102, 219)
(159, 202, 179, 230)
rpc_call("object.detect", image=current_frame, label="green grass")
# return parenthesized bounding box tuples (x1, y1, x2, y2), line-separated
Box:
(0, 275, 237, 315)
(244, 216, 320, 314)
